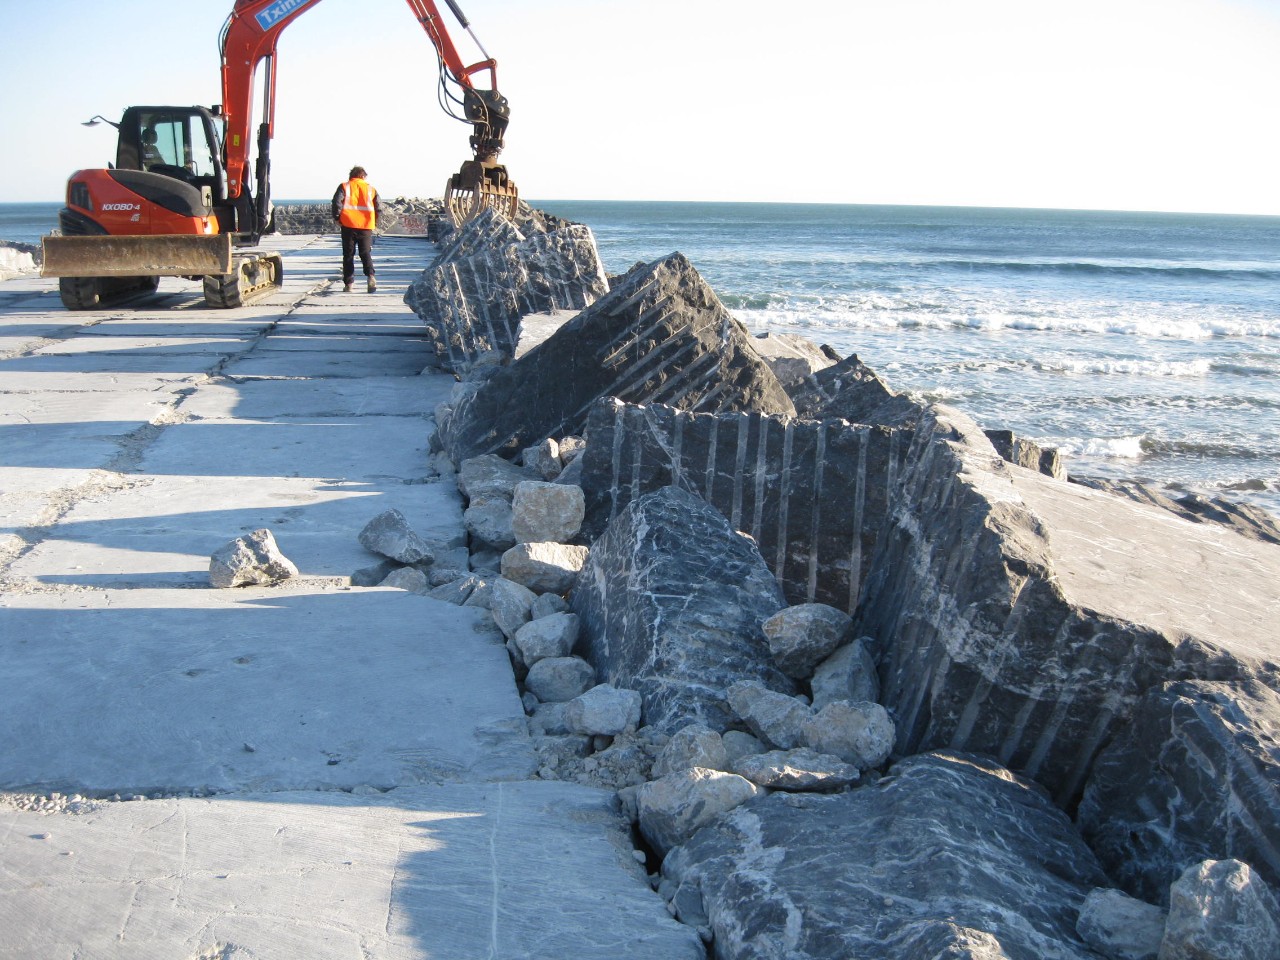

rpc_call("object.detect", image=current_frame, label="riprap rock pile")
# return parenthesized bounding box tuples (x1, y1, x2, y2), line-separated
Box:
(401, 204, 1280, 959)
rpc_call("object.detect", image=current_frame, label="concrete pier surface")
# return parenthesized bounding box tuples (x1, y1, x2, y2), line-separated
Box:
(0, 236, 699, 959)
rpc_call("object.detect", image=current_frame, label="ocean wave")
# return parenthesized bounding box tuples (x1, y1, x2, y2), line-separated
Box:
(1038, 358, 1213, 377)
(1054, 436, 1146, 459)
(907, 258, 1280, 281)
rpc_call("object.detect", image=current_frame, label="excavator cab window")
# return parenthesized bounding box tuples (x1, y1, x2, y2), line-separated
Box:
(117, 106, 228, 205)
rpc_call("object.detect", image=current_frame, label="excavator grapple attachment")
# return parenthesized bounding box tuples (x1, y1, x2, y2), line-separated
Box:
(41, 234, 234, 278)
(444, 159, 519, 225)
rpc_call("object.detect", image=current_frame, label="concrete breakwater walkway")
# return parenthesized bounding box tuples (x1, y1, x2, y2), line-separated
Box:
(0, 236, 699, 958)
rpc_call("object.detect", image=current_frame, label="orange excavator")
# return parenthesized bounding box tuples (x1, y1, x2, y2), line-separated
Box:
(41, 0, 516, 310)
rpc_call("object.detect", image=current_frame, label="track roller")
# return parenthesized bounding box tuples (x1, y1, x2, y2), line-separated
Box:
(203, 253, 284, 308)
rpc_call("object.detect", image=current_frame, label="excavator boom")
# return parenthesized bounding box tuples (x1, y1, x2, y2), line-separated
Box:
(43, 0, 516, 311)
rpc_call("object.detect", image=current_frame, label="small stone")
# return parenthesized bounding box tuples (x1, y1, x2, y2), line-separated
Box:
(490, 577, 537, 639)
(563, 684, 642, 737)
(358, 509, 433, 564)
(637, 766, 759, 857)
(427, 575, 481, 605)
(500, 541, 589, 594)
(463, 496, 516, 550)
(525, 655, 595, 702)
(721, 730, 766, 764)
(762, 603, 852, 680)
(512, 612, 580, 666)
(457, 454, 532, 501)
(726, 680, 811, 749)
(531, 592, 570, 618)
(378, 566, 429, 593)
(1076, 887, 1165, 960)
(810, 638, 880, 709)
(351, 558, 401, 587)
(511, 481, 585, 543)
(732, 747, 860, 791)
(801, 699, 895, 770)
(209, 528, 299, 588)
(652, 724, 730, 778)
(522, 438, 563, 480)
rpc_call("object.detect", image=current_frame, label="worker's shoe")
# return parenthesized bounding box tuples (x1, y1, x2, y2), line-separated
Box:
(342, 281, 352, 293)
(367, 277, 377, 293)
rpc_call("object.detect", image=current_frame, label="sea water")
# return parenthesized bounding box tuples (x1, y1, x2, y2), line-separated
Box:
(537, 201, 1280, 518)
(5, 199, 1279, 516)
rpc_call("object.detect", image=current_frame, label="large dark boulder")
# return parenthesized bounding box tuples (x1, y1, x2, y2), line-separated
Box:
(662, 750, 1111, 959)
(787, 352, 924, 427)
(439, 253, 795, 466)
(1077, 678, 1280, 904)
(857, 404, 1280, 805)
(403, 207, 608, 373)
(578, 399, 907, 612)
(571, 486, 795, 733)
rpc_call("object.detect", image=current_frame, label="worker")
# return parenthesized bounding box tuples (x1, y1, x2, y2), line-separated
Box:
(331, 166, 381, 292)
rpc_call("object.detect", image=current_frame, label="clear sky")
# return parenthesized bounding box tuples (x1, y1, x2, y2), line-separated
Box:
(3, 0, 1278, 214)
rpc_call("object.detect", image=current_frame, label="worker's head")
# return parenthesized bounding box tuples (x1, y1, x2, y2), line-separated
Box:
(349, 166, 367, 179)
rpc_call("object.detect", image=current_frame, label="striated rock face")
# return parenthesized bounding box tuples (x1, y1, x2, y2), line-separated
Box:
(439, 253, 795, 466)
(403, 207, 608, 373)
(985, 428, 1066, 480)
(662, 751, 1110, 960)
(572, 486, 795, 733)
(1077, 678, 1280, 902)
(578, 399, 906, 612)
(787, 352, 925, 427)
(856, 403, 1280, 805)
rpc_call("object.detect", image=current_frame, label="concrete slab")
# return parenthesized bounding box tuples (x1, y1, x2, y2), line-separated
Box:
(250, 334, 435, 354)
(224, 350, 434, 379)
(0, 782, 701, 960)
(0, 585, 535, 793)
(6, 414, 460, 586)
(180, 375, 453, 419)
(30, 334, 258, 356)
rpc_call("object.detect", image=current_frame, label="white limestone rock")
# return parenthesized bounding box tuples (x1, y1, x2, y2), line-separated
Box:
(1160, 859, 1280, 960)
(358, 509, 434, 564)
(512, 612, 580, 666)
(721, 730, 766, 765)
(525, 656, 596, 703)
(500, 541, 589, 594)
(563, 684, 642, 737)
(378, 566, 429, 593)
(1076, 888, 1165, 960)
(810, 638, 880, 709)
(652, 724, 730, 779)
(511, 481, 585, 544)
(801, 699, 895, 771)
(463, 496, 516, 549)
(490, 577, 537, 640)
(637, 767, 760, 857)
(726, 680, 811, 750)
(209, 529, 299, 588)
(732, 747, 860, 791)
(762, 603, 852, 679)
(522, 438, 563, 480)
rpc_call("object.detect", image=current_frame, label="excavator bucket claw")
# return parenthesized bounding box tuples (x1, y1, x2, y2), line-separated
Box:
(444, 159, 519, 226)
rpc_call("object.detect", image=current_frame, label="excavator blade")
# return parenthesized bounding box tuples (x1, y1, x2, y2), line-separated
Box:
(444, 161, 519, 226)
(41, 234, 234, 278)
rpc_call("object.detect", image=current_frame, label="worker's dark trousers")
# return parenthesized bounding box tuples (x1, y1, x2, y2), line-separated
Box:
(340, 226, 375, 283)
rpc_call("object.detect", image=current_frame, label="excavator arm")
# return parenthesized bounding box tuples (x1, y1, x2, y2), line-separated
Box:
(220, 0, 516, 234)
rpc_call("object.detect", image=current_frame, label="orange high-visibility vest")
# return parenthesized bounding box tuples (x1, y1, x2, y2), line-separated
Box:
(338, 178, 377, 230)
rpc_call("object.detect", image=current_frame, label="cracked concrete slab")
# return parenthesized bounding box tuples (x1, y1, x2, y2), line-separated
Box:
(0, 781, 701, 960)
